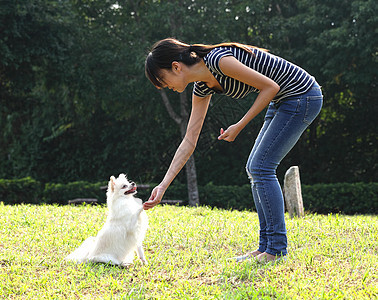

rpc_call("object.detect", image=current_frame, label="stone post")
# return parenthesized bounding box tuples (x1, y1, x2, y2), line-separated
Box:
(284, 166, 304, 218)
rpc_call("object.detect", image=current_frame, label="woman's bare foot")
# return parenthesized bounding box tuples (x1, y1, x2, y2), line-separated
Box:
(251, 250, 262, 257)
(232, 250, 262, 262)
(256, 252, 284, 263)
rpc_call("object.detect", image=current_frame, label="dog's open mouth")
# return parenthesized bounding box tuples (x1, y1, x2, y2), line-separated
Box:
(124, 186, 137, 195)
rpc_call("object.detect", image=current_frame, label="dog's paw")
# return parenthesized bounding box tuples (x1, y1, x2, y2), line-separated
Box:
(120, 262, 133, 268)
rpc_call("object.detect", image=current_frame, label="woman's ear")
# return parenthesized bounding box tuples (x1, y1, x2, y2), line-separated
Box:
(171, 61, 181, 72)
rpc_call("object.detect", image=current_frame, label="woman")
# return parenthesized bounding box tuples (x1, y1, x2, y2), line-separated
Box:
(143, 38, 323, 262)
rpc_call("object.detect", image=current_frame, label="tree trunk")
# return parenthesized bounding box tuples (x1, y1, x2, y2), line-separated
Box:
(160, 90, 200, 206)
(178, 119, 199, 206)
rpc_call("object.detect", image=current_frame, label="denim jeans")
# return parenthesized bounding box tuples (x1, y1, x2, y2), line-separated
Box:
(246, 82, 323, 256)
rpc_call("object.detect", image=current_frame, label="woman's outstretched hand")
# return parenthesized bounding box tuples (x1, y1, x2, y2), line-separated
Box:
(143, 185, 166, 210)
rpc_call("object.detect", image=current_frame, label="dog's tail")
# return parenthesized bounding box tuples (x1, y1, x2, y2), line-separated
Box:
(65, 237, 96, 263)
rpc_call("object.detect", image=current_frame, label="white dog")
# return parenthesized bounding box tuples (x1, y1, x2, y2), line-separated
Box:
(65, 174, 148, 267)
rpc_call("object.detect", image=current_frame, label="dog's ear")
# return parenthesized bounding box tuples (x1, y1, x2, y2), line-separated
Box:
(109, 176, 116, 192)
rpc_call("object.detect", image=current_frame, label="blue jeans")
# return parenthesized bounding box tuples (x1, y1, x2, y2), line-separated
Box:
(246, 82, 323, 256)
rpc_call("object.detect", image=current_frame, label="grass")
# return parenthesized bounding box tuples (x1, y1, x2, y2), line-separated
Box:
(0, 203, 377, 299)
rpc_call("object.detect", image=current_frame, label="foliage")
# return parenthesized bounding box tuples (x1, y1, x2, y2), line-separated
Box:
(166, 181, 254, 210)
(0, 0, 79, 180)
(0, 177, 42, 204)
(168, 181, 378, 215)
(0, 177, 376, 214)
(43, 181, 106, 205)
(0, 204, 377, 298)
(0, 0, 376, 190)
(302, 182, 378, 214)
(257, 0, 378, 183)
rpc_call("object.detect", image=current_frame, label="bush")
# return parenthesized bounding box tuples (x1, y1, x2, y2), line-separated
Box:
(302, 182, 378, 214)
(165, 182, 254, 210)
(43, 181, 107, 205)
(164, 182, 377, 214)
(199, 182, 254, 210)
(0, 178, 376, 214)
(0, 177, 42, 204)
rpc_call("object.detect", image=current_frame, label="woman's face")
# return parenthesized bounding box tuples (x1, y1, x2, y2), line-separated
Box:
(158, 62, 187, 93)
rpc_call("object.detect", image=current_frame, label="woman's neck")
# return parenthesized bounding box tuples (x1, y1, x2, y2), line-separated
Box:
(186, 59, 222, 90)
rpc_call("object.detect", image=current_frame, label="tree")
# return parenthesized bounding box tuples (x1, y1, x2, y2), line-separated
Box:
(159, 90, 200, 206)
(111, 0, 263, 205)
(258, 0, 378, 182)
(1, 0, 375, 192)
(0, 0, 78, 179)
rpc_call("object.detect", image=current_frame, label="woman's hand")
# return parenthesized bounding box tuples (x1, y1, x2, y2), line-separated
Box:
(218, 124, 242, 142)
(143, 185, 166, 210)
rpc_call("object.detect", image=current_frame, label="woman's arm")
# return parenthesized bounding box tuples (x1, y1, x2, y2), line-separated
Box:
(143, 94, 212, 210)
(217, 55, 280, 142)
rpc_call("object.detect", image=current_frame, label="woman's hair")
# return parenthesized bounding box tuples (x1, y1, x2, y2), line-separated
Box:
(145, 38, 265, 88)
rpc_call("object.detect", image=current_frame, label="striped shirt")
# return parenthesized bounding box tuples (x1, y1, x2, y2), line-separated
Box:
(193, 46, 315, 102)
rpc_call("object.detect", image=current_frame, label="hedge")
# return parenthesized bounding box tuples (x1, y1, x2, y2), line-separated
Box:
(43, 181, 107, 205)
(0, 177, 377, 215)
(164, 182, 254, 211)
(0, 178, 107, 205)
(0, 177, 42, 205)
(167, 182, 378, 214)
(301, 182, 378, 215)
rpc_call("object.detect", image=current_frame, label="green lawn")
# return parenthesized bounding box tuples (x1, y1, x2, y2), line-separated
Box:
(0, 203, 376, 299)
